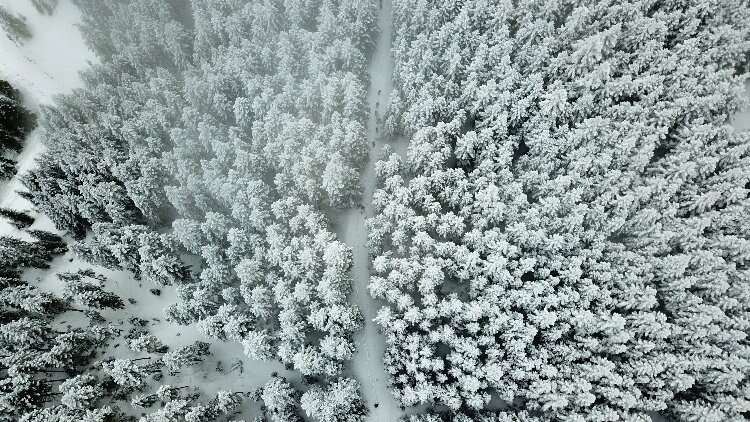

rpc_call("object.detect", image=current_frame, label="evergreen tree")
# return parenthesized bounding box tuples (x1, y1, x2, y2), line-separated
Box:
(0, 80, 35, 179)
(30, 0, 58, 16)
(0, 236, 57, 270)
(161, 341, 210, 372)
(137, 231, 191, 286)
(0, 208, 33, 229)
(59, 374, 103, 410)
(100, 358, 149, 391)
(129, 334, 167, 354)
(59, 269, 124, 310)
(301, 378, 367, 422)
(0, 157, 14, 180)
(25, 230, 67, 255)
(259, 376, 301, 422)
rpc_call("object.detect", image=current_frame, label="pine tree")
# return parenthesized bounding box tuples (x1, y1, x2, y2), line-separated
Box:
(0, 285, 65, 315)
(30, 0, 58, 16)
(59, 269, 124, 310)
(301, 378, 367, 422)
(0, 237, 55, 270)
(0, 375, 50, 418)
(100, 359, 148, 391)
(0, 157, 15, 180)
(0, 80, 34, 152)
(25, 230, 67, 255)
(131, 393, 158, 409)
(128, 334, 167, 354)
(0, 317, 52, 351)
(259, 377, 301, 422)
(0, 208, 33, 229)
(58, 374, 103, 410)
(156, 384, 191, 402)
(137, 231, 191, 286)
(161, 341, 210, 372)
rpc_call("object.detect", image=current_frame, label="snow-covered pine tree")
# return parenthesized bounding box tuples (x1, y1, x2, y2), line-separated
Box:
(58, 374, 103, 410)
(259, 376, 301, 422)
(129, 334, 167, 354)
(25, 230, 67, 255)
(301, 377, 367, 422)
(59, 269, 124, 310)
(161, 341, 210, 372)
(0, 79, 35, 179)
(371, 0, 750, 419)
(30, 0, 58, 16)
(0, 208, 34, 229)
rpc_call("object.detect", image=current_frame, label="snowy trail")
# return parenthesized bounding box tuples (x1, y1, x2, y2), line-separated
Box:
(332, 0, 406, 420)
(733, 82, 750, 131)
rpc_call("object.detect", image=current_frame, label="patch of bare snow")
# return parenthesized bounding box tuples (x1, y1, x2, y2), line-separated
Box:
(0, 0, 94, 103)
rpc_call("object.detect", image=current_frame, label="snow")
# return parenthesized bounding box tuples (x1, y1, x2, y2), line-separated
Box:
(0, 0, 95, 233)
(331, 0, 410, 420)
(0, 0, 94, 102)
(732, 81, 750, 131)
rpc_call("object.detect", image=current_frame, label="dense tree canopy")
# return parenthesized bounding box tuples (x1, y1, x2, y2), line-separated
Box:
(0, 80, 35, 179)
(369, 0, 750, 420)
(3, 0, 750, 420)
(12, 3, 376, 420)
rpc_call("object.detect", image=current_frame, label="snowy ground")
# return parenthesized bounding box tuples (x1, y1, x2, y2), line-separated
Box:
(0, 0, 92, 101)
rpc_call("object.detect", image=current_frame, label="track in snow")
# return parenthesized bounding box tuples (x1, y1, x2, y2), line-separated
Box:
(332, 0, 408, 420)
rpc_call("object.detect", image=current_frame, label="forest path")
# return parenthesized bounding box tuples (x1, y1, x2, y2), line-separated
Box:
(331, 0, 406, 420)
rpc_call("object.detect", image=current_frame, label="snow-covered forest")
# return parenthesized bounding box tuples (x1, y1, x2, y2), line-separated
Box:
(0, 0, 749, 421)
